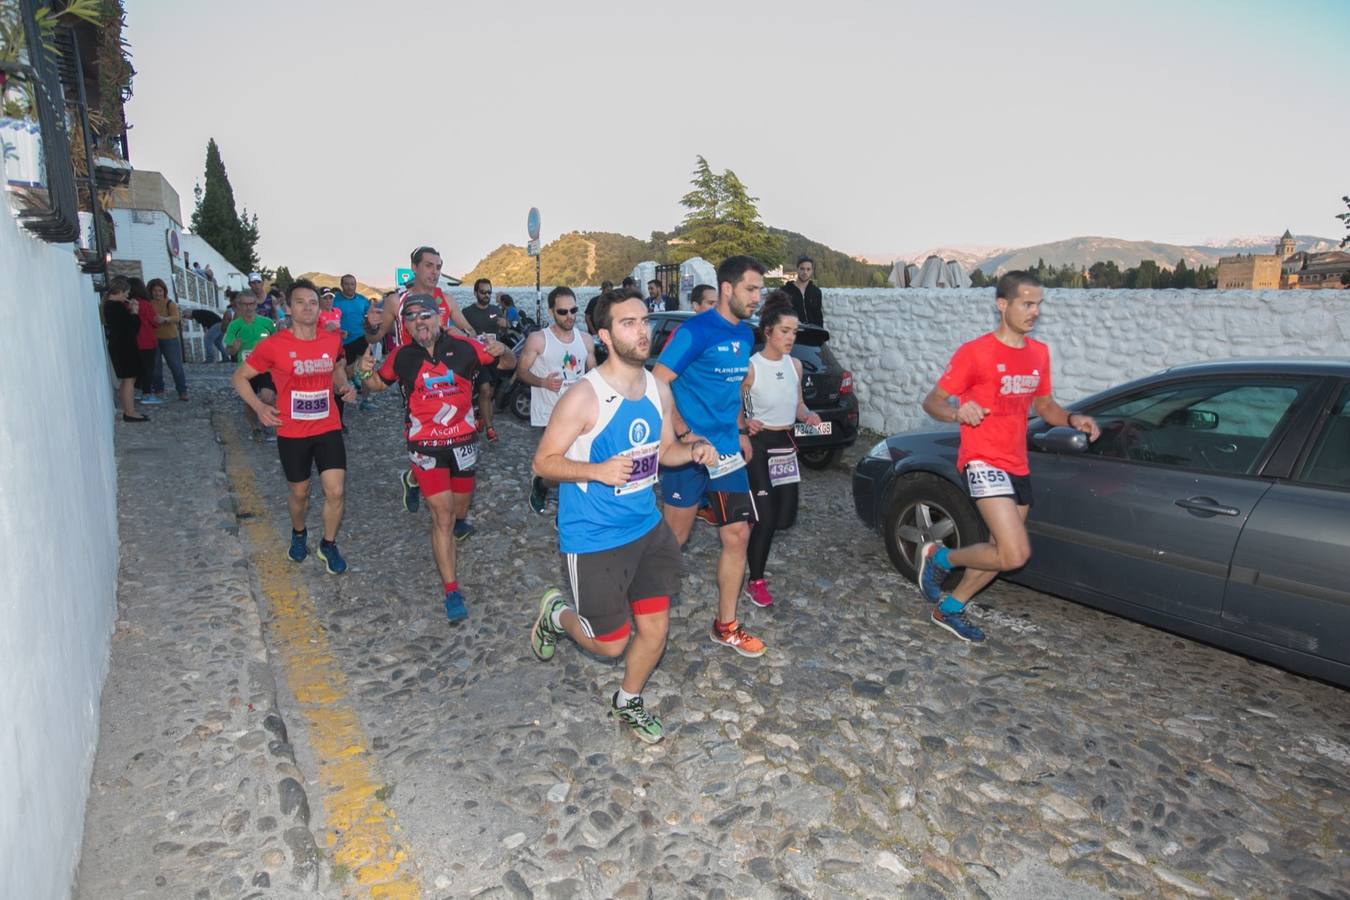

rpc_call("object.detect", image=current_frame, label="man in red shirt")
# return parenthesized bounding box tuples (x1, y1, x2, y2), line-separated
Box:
(355, 294, 515, 623)
(367, 245, 478, 515)
(918, 271, 1099, 643)
(232, 279, 358, 575)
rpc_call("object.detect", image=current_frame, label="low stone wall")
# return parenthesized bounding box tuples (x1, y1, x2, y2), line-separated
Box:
(817, 288, 1350, 435)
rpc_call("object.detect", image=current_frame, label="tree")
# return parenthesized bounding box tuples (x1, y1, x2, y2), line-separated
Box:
(1172, 258, 1195, 289)
(272, 266, 294, 293)
(1338, 194, 1349, 249)
(190, 139, 260, 273)
(671, 156, 783, 267)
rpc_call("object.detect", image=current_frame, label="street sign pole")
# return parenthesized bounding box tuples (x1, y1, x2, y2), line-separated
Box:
(527, 207, 542, 324)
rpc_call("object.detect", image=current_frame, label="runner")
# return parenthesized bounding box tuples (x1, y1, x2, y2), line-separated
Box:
(740, 292, 823, 608)
(655, 255, 766, 658)
(223, 289, 280, 440)
(528, 288, 717, 743)
(515, 285, 596, 514)
(917, 271, 1099, 642)
(462, 278, 511, 443)
(355, 294, 515, 623)
(368, 246, 477, 515)
(232, 280, 356, 574)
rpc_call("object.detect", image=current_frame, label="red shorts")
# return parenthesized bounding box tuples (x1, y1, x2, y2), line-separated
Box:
(408, 446, 476, 497)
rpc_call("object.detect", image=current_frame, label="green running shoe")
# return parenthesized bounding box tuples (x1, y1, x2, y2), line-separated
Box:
(531, 589, 567, 661)
(610, 692, 664, 744)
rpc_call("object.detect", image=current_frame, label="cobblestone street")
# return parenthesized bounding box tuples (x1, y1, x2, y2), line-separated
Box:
(79, 363, 1350, 899)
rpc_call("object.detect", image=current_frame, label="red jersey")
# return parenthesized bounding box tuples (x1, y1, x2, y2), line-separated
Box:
(937, 333, 1051, 476)
(394, 288, 455, 347)
(379, 333, 497, 448)
(135, 299, 157, 350)
(246, 329, 345, 438)
(319, 308, 342, 333)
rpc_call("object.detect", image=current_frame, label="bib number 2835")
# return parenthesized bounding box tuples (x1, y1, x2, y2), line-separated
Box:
(290, 389, 330, 421)
(965, 460, 1015, 499)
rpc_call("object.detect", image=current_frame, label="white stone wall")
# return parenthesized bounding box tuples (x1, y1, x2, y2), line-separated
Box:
(816, 288, 1350, 435)
(0, 194, 120, 898)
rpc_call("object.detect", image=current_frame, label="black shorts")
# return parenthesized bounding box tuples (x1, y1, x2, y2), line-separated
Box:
(277, 429, 347, 483)
(962, 463, 1034, 508)
(475, 365, 502, 391)
(561, 521, 681, 642)
(249, 372, 275, 395)
(343, 337, 368, 366)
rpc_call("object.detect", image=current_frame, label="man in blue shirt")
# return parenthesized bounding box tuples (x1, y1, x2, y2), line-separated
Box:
(655, 256, 767, 658)
(333, 274, 371, 365)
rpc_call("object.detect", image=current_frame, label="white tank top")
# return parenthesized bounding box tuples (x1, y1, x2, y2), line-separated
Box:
(746, 353, 798, 428)
(530, 326, 589, 426)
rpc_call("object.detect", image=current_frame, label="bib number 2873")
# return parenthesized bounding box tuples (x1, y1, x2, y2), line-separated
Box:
(965, 460, 1015, 499)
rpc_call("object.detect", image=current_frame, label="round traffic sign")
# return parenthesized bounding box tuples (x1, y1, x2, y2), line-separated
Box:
(527, 207, 541, 241)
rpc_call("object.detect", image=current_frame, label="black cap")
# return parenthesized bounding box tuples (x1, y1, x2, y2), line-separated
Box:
(401, 294, 439, 316)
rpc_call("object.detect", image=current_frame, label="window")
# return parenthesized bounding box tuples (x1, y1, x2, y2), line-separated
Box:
(1298, 385, 1350, 489)
(1081, 378, 1311, 475)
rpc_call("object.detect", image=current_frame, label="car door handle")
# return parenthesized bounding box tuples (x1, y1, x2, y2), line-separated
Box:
(1174, 496, 1240, 517)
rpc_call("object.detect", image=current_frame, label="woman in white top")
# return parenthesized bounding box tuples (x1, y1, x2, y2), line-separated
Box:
(739, 293, 823, 609)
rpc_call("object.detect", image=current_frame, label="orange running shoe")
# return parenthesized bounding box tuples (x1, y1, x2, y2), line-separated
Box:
(711, 619, 766, 658)
(696, 505, 717, 526)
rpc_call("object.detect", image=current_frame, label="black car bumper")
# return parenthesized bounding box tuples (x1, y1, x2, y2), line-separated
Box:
(852, 455, 890, 531)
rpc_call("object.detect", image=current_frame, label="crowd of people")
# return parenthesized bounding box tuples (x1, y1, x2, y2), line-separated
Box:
(104, 243, 1095, 744)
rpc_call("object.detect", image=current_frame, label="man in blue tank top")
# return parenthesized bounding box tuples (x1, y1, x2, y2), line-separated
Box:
(655, 255, 767, 659)
(529, 288, 717, 743)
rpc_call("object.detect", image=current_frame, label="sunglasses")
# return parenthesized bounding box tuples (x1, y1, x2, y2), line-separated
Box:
(553, 307, 578, 315)
(403, 311, 436, 321)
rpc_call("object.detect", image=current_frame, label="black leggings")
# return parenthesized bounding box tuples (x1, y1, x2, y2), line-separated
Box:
(746, 429, 799, 580)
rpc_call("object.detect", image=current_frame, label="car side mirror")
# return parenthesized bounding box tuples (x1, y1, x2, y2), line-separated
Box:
(1187, 409, 1219, 430)
(1032, 426, 1089, 454)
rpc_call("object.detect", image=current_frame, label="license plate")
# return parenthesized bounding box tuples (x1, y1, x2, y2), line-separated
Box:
(793, 421, 832, 437)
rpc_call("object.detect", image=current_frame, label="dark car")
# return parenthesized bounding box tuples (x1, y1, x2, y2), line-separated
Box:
(853, 358, 1350, 686)
(643, 311, 859, 468)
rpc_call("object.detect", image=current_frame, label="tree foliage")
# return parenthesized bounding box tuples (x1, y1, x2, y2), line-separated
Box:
(1338, 194, 1349, 249)
(670, 156, 783, 268)
(190, 139, 260, 273)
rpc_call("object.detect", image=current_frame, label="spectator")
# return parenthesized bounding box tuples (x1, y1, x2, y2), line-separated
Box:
(147, 277, 189, 401)
(203, 263, 215, 282)
(192, 261, 205, 277)
(128, 277, 160, 405)
(247, 273, 275, 320)
(102, 276, 148, 422)
(782, 256, 823, 326)
(188, 306, 226, 363)
(499, 293, 521, 328)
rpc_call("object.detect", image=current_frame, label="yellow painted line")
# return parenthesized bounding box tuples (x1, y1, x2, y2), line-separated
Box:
(220, 420, 420, 898)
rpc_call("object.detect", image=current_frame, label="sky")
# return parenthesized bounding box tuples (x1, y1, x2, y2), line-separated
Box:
(121, 0, 1350, 284)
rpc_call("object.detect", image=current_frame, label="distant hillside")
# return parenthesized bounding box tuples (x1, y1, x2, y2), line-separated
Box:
(462, 228, 891, 287)
(299, 272, 391, 298)
(770, 227, 892, 287)
(461, 232, 653, 286)
(973, 234, 1339, 275)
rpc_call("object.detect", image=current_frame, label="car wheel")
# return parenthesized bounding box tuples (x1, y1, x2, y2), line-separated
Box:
(510, 386, 531, 421)
(799, 447, 841, 470)
(882, 473, 986, 585)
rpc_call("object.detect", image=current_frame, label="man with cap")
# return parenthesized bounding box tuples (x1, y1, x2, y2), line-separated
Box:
(356, 293, 515, 622)
(246, 273, 277, 321)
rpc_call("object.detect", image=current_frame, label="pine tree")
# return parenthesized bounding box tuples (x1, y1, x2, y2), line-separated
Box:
(671, 156, 783, 267)
(719, 169, 783, 269)
(272, 266, 294, 293)
(190, 139, 260, 273)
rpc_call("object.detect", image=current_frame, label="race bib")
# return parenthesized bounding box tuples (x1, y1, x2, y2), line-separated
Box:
(615, 441, 659, 496)
(793, 421, 833, 437)
(767, 450, 801, 487)
(707, 451, 747, 480)
(452, 442, 479, 471)
(290, 389, 330, 421)
(966, 460, 1015, 498)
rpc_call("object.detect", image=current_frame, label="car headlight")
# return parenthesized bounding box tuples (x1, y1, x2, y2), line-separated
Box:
(866, 439, 891, 460)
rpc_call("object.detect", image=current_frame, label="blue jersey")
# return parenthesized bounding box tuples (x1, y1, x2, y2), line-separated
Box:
(656, 308, 752, 455)
(333, 294, 369, 345)
(558, 369, 663, 554)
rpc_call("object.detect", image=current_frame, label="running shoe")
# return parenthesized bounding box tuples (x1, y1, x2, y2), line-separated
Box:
(485, 425, 498, 443)
(931, 605, 985, 643)
(177, 394, 189, 402)
(316, 541, 347, 575)
(610, 692, 664, 744)
(454, 520, 475, 542)
(530, 588, 567, 661)
(528, 476, 548, 515)
(444, 589, 468, 624)
(918, 541, 951, 604)
(251, 427, 264, 443)
(287, 531, 308, 563)
(744, 578, 774, 608)
(696, 505, 717, 527)
(142, 395, 165, 406)
(400, 468, 420, 513)
(710, 619, 766, 658)
(264, 432, 277, 444)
